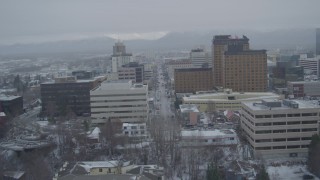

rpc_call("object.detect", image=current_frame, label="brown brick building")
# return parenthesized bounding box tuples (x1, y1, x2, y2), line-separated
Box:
(212, 35, 267, 92)
(174, 68, 213, 93)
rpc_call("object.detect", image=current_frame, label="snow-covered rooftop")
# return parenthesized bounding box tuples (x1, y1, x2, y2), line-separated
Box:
(79, 161, 131, 172)
(179, 104, 199, 113)
(87, 127, 101, 140)
(181, 129, 236, 137)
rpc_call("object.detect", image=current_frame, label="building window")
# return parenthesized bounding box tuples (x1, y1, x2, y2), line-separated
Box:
(287, 121, 300, 125)
(99, 168, 103, 172)
(273, 122, 286, 126)
(287, 129, 300, 133)
(301, 128, 317, 132)
(273, 138, 286, 142)
(273, 146, 286, 149)
(273, 129, 286, 133)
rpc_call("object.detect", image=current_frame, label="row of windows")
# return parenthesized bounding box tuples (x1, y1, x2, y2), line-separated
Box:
(255, 120, 318, 126)
(255, 137, 312, 143)
(91, 99, 146, 103)
(91, 110, 147, 114)
(255, 113, 318, 118)
(255, 145, 309, 150)
(91, 94, 146, 97)
(255, 128, 317, 134)
(91, 105, 146, 108)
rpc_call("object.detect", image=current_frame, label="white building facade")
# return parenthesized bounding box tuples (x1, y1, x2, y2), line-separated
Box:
(241, 99, 320, 159)
(122, 123, 147, 138)
(299, 54, 320, 77)
(190, 48, 212, 68)
(90, 81, 148, 124)
(181, 129, 237, 147)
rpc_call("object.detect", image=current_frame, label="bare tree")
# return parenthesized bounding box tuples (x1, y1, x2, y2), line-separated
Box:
(20, 150, 52, 180)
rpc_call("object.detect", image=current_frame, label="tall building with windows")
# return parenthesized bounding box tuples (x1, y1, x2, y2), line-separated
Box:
(90, 80, 148, 124)
(316, 28, 320, 56)
(299, 54, 320, 77)
(40, 76, 102, 116)
(212, 35, 267, 92)
(241, 99, 320, 159)
(111, 42, 133, 73)
(190, 48, 212, 68)
(174, 68, 213, 93)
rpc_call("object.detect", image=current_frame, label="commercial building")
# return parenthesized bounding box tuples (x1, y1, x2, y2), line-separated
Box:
(181, 129, 237, 147)
(241, 99, 320, 159)
(212, 35, 267, 92)
(179, 104, 200, 125)
(287, 81, 320, 97)
(111, 42, 133, 73)
(299, 54, 320, 77)
(118, 62, 144, 83)
(40, 76, 101, 116)
(190, 48, 212, 68)
(174, 68, 213, 93)
(0, 95, 23, 117)
(90, 80, 148, 124)
(316, 28, 320, 56)
(183, 90, 282, 112)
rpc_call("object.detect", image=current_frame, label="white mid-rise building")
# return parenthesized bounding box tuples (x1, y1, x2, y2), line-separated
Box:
(241, 99, 320, 159)
(122, 123, 147, 138)
(299, 54, 320, 77)
(190, 48, 212, 68)
(111, 55, 133, 73)
(90, 80, 148, 124)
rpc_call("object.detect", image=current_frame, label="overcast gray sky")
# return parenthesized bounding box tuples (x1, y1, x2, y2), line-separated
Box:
(0, 0, 319, 44)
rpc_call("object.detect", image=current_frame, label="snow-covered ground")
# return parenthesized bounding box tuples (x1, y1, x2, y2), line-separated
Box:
(268, 164, 319, 180)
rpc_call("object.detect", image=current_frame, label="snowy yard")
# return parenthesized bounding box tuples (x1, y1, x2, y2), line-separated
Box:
(268, 164, 319, 180)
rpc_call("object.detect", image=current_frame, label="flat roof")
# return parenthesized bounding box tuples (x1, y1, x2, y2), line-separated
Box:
(92, 80, 147, 91)
(179, 104, 199, 112)
(243, 99, 320, 110)
(181, 129, 236, 137)
(183, 92, 281, 102)
(288, 81, 320, 84)
(175, 68, 212, 72)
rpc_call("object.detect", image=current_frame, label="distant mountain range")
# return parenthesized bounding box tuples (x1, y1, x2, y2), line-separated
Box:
(0, 28, 317, 55)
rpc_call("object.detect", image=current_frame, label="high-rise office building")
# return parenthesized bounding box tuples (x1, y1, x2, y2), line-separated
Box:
(113, 41, 126, 56)
(111, 42, 133, 73)
(212, 35, 267, 92)
(316, 28, 320, 56)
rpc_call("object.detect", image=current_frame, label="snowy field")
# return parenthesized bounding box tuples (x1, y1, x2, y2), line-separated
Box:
(268, 164, 319, 180)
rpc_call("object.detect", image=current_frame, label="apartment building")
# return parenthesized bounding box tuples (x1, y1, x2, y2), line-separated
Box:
(90, 80, 148, 124)
(174, 68, 213, 93)
(212, 35, 267, 92)
(241, 99, 320, 159)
